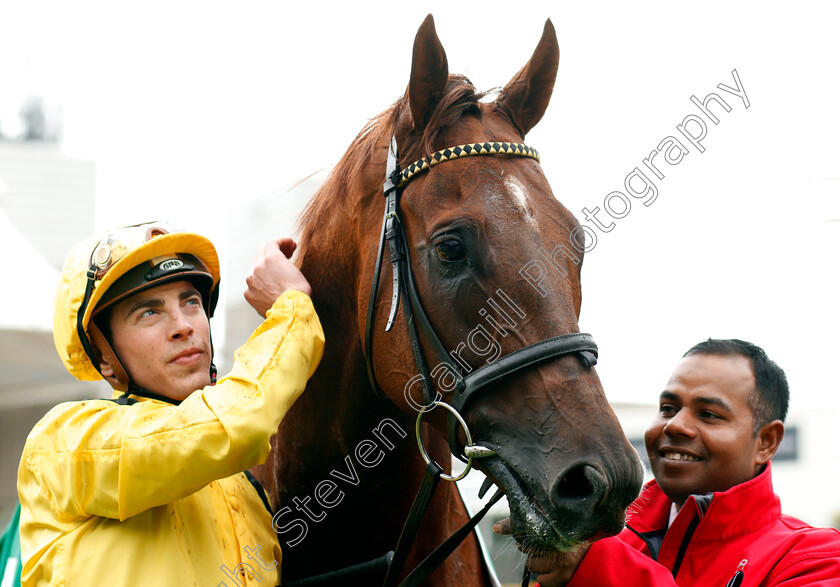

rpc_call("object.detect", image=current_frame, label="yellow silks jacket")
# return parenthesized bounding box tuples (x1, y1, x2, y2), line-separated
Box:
(17, 290, 324, 587)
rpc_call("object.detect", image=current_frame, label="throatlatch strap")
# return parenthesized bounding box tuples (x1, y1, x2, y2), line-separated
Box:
(365, 214, 390, 400)
(364, 137, 402, 400)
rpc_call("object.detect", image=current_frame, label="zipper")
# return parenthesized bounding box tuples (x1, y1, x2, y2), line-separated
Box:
(725, 559, 748, 587)
(670, 516, 700, 578)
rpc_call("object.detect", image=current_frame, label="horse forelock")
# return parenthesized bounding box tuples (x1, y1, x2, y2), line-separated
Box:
(298, 74, 489, 242)
(409, 74, 488, 163)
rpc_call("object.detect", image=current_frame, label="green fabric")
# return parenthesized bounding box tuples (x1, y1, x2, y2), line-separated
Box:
(0, 503, 21, 587)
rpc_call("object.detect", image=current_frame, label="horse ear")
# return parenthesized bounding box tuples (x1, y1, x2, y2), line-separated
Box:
(408, 14, 449, 133)
(496, 19, 559, 137)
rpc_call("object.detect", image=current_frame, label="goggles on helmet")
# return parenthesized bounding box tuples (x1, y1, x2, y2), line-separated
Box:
(89, 223, 178, 279)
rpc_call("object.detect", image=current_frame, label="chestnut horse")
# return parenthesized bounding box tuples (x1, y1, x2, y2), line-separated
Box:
(253, 15, 643, 586)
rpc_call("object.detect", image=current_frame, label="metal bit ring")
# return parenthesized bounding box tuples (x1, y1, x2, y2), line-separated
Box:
(415, 401, 474, 482)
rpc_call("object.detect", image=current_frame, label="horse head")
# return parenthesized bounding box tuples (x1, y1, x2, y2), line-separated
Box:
(364, 15, 644, 553)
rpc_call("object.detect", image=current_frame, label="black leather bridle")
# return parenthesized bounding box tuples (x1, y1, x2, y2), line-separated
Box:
(361, 136, 601, 587)
(364, 136, 599, 459)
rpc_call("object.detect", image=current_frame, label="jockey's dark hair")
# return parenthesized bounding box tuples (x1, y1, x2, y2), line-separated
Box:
(684, 338, 789, 436)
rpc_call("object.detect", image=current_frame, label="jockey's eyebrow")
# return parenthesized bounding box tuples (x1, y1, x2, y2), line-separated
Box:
(125, 297, 163, 315)
(122, 286, 201, 318)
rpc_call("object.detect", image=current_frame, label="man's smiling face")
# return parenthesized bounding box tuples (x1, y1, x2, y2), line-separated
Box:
(644, 353, 766, 507)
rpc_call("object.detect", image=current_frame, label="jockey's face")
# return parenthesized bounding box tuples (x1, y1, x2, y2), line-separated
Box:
(102, 280, 212, 401)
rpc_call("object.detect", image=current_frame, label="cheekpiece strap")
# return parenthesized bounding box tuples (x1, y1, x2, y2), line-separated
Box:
(383, 136, 401, 195)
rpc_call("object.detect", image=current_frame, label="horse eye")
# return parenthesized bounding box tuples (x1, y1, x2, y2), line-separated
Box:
(435, 239, 466, 262)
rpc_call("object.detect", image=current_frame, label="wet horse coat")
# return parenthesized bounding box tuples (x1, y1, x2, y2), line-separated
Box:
(253, 15, 643, 586)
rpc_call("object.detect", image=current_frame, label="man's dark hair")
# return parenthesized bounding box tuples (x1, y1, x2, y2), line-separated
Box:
(683, 338, 789, 435)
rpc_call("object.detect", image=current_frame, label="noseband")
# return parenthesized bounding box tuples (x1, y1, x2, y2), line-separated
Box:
(364, 136, 599, 467)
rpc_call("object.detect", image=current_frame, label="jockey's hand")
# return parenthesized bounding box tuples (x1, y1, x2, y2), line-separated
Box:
(493, 518, 591, 587)
(245, 238, 312, 317)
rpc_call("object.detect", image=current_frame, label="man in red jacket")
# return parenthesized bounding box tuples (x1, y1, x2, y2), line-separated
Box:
(500, 338, 840, 586)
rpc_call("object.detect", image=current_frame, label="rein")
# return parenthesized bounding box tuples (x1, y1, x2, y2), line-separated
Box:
(363, 136, 600, 586)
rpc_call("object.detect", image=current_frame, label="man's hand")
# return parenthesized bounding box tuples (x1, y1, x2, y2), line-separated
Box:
(493, 518, 591, 587)
(244, 238, 312, 317)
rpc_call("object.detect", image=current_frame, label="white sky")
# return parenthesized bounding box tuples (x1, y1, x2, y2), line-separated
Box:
(1, 0, 839, 413)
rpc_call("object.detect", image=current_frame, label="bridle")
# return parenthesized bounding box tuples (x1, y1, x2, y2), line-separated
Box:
(362, 135, 600, 586)
(365, 136, 599, 466)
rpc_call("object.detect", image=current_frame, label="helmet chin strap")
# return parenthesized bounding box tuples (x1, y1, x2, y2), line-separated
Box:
(122, 383, 182, 406)
(208, 328, 217, 385)
(122, 361, 215, 405)
(87, 322, 131, 391)
(116, 362, 216, 406)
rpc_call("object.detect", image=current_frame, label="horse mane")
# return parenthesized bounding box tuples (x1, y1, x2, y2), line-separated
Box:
(298, 74, 489, 237)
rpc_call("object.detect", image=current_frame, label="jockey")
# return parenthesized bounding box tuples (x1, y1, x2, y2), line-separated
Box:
(17, 221, 324, 586)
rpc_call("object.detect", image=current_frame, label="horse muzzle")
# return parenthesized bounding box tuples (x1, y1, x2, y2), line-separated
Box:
(479, 446, 643, 551)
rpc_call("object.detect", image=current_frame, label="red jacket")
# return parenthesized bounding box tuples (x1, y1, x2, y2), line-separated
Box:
(564, 464, 840, 586)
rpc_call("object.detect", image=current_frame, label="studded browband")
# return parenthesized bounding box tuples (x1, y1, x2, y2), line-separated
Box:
(394, 142, 540, 188)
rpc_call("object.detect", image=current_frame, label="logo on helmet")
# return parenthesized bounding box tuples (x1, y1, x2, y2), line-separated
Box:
(159, 259, 184, 272)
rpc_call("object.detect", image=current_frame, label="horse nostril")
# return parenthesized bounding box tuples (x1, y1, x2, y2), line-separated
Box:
(554, 464, 598, 501)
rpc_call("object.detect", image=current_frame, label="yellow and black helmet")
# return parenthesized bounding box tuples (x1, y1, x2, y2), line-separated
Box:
(54, 221, 220, 390)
